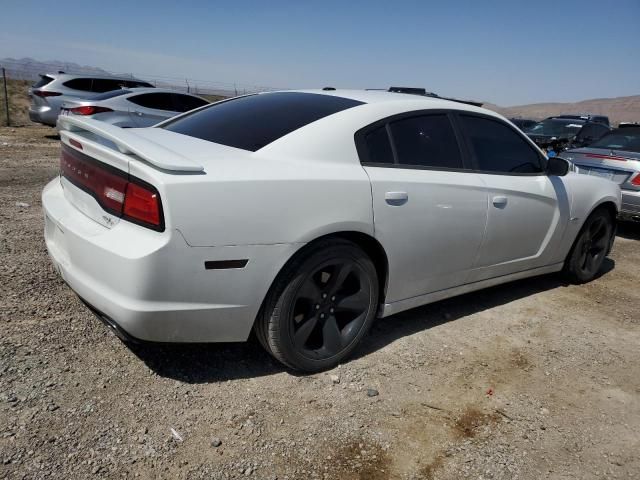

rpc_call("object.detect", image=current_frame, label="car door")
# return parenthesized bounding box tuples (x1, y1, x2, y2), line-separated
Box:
(456, 113, 570, 282)
(359, 112, 488, 303)
(126, 93, 178, 127)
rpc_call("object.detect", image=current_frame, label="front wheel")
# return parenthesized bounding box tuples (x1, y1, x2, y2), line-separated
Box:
(563, 208, 615, 284)
(256, 240, 379, 372)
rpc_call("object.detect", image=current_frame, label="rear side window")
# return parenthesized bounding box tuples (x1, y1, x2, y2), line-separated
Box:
(63, 78, 93, 92)
(163, 92, 364, 151)
(460, 115, 544, 174)
(90, 89, 132, 101)
(33, 75, 54, 88)
(172, 94, 209, 113)
(124, 80, 154, 88)
(128, 93, 176, 111)
(92, 79, 126, 93)
(389, 114, 463, 169)
(364, 126, 394, 164)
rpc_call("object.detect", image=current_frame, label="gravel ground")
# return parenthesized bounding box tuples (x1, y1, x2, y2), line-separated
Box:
(1, 126, 639, 480)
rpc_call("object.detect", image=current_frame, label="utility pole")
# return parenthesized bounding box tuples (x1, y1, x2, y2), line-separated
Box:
(2, 67, 9, 127)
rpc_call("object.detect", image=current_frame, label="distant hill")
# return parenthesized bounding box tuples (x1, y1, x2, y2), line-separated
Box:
(486, 95, 640, 127)
(0, 57, 111, 81)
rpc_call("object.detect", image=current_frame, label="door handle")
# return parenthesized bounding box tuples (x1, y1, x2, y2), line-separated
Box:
(385, 191, 408, 206)
(492, 196, 508, 208)
(134, 110, 143, 116)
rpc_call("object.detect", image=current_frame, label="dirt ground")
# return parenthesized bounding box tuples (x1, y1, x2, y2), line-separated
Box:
(1, 125, 639, 480)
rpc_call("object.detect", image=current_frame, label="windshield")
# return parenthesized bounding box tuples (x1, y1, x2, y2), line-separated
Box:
(89, 89, 132, 101)
(526, 119, 584, 136)
(589, 130, 640, 153)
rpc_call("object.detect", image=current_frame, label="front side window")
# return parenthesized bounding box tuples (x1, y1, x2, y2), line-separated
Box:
(460, 115, 544, 174)
(389, 114, 463, 169)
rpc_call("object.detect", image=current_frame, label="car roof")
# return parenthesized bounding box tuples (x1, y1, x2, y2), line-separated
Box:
(47, 72, 150, 82)
(272, 89, 494, 116)
(125, 87, 201, 96)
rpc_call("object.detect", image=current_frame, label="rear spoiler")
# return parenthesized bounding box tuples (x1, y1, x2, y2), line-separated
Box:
(57, 116, 204, 173)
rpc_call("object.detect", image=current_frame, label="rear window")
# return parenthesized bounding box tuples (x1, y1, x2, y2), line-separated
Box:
(33, 75, 54, 88)
(589, 129, 640, 153)
(162, 92, 364, 151)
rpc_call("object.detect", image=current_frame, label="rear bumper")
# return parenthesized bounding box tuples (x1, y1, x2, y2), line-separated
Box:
(29, 106, 57, 126)
(42, 177, 300, 342)
(620, 189, 640, 220)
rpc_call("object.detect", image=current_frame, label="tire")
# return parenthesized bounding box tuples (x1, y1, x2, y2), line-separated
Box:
(563, 208, 615, 284)
(256, 239, 379, 372)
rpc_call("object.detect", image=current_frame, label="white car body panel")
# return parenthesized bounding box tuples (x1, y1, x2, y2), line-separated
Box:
(43, 90, 622, 343)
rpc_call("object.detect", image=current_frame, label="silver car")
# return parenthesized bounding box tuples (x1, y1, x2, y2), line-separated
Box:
(28, 73, 154, 126)
(564, 127, 640, 221)
(59, 88, 209, 128)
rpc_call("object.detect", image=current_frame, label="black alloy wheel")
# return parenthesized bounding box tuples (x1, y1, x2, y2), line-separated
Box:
(256, 240, 378, 371)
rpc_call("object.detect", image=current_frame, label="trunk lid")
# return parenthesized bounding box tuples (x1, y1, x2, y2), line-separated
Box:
(57, 117, 205, 229)
(564, 147, 640, 188)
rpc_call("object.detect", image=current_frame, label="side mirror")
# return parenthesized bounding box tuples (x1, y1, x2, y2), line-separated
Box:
(547, 156, 570, 176)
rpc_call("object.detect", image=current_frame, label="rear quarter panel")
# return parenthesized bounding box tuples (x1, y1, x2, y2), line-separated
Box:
(128, 155, 374, 247)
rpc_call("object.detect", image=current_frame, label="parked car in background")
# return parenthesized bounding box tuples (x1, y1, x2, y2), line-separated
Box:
(29, 73, 154, 126)
(526, 117, 587, 152)
(563, 127, 640, 222)
(553, 114, 610, 126)
(526, 117, 610, 154)
(619, 122, 640, 129)
(45, 89, 620, 371)
(60, 88, 209, 128)
(509, 118, 537, 131)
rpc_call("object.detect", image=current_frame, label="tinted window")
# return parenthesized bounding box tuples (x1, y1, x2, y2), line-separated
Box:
(172, 94, 208, 113)
(389, 114, 463, 169)
(33, 75, 54, 88)
(590, 129, 640, 153)
(576, 123, 609, 143)
(91, 79, 126, 93)
(90, 89, 131, 101)
(364, 126, 394, 164)
(163, 92, 364, 151)
(461, 115, 543, 173)
(63, 78, 93, 92)
(124, 80, 153, 88)
(128, 93, 176, 111)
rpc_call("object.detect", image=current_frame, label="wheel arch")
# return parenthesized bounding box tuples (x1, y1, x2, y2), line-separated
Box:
(254, 231, 389, 331)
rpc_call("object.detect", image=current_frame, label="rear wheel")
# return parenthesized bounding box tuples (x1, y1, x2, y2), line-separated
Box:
(256, 240, 379, 372)
(563, 208, 614, 284)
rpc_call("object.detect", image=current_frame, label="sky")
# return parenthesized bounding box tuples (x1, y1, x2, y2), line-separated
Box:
(1, 0, 638, 106)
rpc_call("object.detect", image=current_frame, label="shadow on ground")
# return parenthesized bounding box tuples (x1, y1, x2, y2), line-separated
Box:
(131, 261, 619, 384)
(617, 220, 640, 241)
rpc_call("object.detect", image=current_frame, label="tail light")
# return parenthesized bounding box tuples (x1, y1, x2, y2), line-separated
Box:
(33, 90, 62, 98)
(69, 106, 114, 116)
(60, 144, 164, 231)
(631, 174, 640, 186)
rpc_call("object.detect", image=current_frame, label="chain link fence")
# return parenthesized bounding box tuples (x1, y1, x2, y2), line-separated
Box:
(0, 59, 280, 127)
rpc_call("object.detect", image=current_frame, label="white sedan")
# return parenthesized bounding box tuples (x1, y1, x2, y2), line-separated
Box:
(44, 90, 621, 371)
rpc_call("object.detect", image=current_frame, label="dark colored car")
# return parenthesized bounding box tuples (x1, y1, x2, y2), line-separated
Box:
(509, 118, 538, 131)
(552, 114, 610, 126)
(526, 118, 610, 153)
